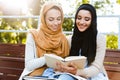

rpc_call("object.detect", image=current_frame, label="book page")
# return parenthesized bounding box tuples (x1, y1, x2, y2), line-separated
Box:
(44, 54, 64, 61)
(64, 56, 86, 69)
(44, 54, 64, 68)
(65, 56, 86, 61)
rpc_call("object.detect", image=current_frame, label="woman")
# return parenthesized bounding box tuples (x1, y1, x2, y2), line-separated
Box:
(56, 4, 109, 80)
(19, 2, 74, 80)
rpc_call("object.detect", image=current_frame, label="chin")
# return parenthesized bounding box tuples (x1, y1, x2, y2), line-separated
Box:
(52, 29, 58, 31)
(79, 29, 86, 32)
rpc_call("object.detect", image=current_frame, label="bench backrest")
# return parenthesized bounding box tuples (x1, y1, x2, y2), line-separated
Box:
(0, 44, 25, 80)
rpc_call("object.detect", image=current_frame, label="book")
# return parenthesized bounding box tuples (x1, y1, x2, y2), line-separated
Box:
(23, 75, 55, 80)
(23, 73, 87, 80)
(44, 54, 86, 69)
(55, 72, 87, 80)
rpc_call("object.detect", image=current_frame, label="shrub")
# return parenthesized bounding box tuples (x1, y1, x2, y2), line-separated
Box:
(62, 18, 73, 31)
(106, 34, 118, 49)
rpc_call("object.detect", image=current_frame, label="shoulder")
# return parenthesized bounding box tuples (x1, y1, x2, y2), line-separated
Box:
(97, 33, 106, 42)
(26, 32, 35, 44)
(27, 32, 34, 39)
(97, 33, 106, 48)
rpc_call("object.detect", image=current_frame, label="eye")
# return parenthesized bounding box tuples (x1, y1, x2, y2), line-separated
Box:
(57, 17, 61, 21)
(48, 18, 54, 21)
(85, 17, 91, 21)
(77, 16, 81, 20)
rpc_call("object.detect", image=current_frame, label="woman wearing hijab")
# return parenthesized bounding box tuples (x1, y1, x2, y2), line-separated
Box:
(19, 2, 76, 80)
(56, 4, 109, 80)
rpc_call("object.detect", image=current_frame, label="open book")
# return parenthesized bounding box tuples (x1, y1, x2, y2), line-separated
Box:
(44, 54, 86, 69)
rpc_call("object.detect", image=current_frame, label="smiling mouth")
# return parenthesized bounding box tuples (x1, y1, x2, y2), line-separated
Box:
(53, 26, 58, 29)
(79, 25, 85, 29)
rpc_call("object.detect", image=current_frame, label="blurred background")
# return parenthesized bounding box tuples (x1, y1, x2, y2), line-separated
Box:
(0, 0, 120, 49)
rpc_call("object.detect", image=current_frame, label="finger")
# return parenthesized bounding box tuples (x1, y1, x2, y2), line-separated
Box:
(55, 62, 61, 69)
(68, 62, 77, 69)
(55, 62, 64, 72)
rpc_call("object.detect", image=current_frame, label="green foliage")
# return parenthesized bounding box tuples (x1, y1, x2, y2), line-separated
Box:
(0, 7, 38, 44)
(93, 0, 113, 15)
(62, 18, 73, 31)
(0, 18, 38, 44)
(82, 0, 89, 4)
(94, 1, 105, 9)
(106, 34, 118, 49)
(75, 0, 114, 15)
(117, 0, 120, 4)
(0, 32, 27, 44)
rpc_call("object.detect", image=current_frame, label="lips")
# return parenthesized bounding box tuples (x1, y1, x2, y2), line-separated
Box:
(53, 26, 58, 29)
(51, 26, 59, 31)
(78, 24, 85, 29)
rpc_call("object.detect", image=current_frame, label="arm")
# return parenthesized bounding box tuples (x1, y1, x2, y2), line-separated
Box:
(76, 34, 106, 78)
(25, 33, 46, 71)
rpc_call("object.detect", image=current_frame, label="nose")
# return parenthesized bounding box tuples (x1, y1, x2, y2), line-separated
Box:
(54, 20, 59, 25)
(80, 19, 85, 24)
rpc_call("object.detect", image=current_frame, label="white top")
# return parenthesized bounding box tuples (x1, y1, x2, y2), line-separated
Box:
(19, 33, 46, 80)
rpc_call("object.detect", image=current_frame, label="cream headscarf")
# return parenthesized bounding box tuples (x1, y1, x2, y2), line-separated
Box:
(29, 2, 69, 76)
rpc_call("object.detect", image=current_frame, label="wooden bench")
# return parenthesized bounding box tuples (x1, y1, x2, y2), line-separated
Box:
(104, 49, 120, 80)
(0, 44, 120, 80)
(0, 44, 25, 80)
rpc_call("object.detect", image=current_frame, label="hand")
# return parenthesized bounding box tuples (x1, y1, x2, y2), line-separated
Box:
(66, 62, 78, 75)
(54, 61, 65, 72)
(55, 62, 77, 75)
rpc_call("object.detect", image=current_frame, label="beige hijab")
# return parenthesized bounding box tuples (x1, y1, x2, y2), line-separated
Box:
(29, 2, 69, 76)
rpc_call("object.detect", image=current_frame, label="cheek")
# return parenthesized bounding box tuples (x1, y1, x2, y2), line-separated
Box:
(76, 19, 78, 24)
(87, 21, 91, 27)
(75, 20, 79, 27)
(46, 22, 53, 30)
(58, 20, 62, 25)
(46, 20, 52, 26)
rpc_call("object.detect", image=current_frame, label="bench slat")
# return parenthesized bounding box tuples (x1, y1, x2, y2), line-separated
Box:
(0, 56, 24, 62)
(107, 71, 120, 80)
(0, 73, 20, 80)
(0, 67, 23, 75)
(104, 49, 120, 80)
(105, 66, 120, 72)
(0, 59, 24, 69)
(0, 44, 25, 58)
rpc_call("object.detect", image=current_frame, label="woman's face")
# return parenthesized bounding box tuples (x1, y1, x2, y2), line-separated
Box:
(45, 8, 62, 31)
(76, 10, 92, 32)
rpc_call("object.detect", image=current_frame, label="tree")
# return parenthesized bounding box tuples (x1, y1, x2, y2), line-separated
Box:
(74, 0, 114, 15)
